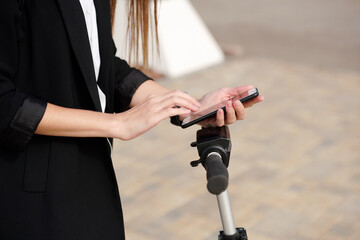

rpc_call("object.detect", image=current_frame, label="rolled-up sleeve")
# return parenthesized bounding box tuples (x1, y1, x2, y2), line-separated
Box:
(1, 98, 47, 150)
(112, 50, 152, 112)
(0, 1, 47, 151)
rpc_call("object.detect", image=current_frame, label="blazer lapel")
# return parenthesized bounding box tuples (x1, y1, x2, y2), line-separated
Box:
(57, 0, 102, 112)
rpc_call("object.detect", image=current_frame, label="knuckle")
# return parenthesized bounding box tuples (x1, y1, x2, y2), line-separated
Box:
(169, 89, 181, 96)
(168, 95, 179, 104)
(173, 89, 183, 95)
(170, 95, 178, 101)
(237, 102, 245, 110)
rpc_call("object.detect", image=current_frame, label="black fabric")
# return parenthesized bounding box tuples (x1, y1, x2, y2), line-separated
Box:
(11, 98, 47, 136)
(114, 69, 151, 112)
(15, 0, 26, 41)
(0, 0, 150, 239)
(170, 115, 183, 126)
(22, 134, 50, 192)
(170, 106, 183, 126)
(0, 97, 47, 151)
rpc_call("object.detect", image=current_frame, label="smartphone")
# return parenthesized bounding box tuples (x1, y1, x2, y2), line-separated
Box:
(181, 88, 259, 128)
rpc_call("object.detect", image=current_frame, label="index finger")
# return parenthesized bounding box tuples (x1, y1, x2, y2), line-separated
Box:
(164, 90, 201, 108)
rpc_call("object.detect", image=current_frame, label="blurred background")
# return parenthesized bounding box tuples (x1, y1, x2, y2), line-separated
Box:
(112, 0, 360, 239)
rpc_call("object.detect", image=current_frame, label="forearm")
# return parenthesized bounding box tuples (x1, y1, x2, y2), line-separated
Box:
(35, 103, 118, 138)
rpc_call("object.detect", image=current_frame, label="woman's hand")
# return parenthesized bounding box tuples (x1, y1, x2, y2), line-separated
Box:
(35, 89, 199, 140)
(195, 85, 264, 127)
(114, 90, 200, 140)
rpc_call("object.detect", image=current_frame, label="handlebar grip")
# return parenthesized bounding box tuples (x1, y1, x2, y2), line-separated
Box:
(205, 153, 229, 195)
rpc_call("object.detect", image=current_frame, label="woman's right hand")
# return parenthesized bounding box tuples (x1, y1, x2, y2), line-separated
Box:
(113, 90, 200, 140)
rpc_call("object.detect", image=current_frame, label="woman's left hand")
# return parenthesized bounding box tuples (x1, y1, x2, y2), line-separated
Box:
(196, 85, 264, 127)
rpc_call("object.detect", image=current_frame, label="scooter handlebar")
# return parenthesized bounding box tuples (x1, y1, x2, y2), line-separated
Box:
(205, 153, 229, 195)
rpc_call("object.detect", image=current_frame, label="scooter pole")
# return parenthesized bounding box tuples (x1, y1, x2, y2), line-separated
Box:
(190, 126, 248, 240)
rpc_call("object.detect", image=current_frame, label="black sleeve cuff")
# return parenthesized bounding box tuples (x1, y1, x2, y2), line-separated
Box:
(1, 97, 47, 151)
(114, 69, 152, 112)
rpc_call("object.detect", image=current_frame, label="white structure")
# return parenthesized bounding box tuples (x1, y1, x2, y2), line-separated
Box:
(113, 0, 224, 79)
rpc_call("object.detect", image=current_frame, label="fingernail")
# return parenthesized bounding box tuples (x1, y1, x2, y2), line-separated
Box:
(227, 101, 232, 108)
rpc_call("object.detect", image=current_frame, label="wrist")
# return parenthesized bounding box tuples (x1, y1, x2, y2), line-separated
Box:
(101, 113, 122, 139)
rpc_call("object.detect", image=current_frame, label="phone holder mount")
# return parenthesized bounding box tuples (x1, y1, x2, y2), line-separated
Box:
(190, 126, 248, 240)
(190, 126, 231, 168)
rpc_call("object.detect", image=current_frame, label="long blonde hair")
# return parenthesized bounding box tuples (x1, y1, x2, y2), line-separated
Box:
(110, 0, 159, 70)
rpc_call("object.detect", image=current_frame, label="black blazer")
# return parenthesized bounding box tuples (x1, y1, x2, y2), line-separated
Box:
(0, 0, 149, 239)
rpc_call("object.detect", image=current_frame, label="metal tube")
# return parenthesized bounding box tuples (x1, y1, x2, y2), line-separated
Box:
(216, 190, 237, 236)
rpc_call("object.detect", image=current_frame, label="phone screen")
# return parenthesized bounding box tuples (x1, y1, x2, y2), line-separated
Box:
(181, 88, 258, 128)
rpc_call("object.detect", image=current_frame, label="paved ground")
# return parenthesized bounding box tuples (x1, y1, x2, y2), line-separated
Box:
(112, 1, 360, 239)
(191, 0, 360, 73)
